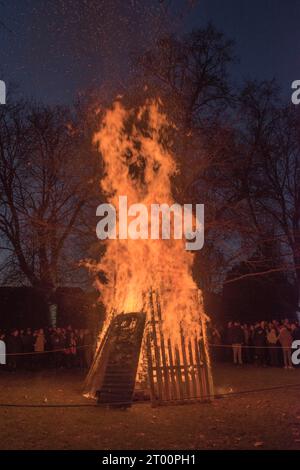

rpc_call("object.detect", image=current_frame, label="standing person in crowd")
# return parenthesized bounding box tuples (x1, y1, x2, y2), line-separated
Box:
(231, 321, 244, 365)
(253, 321, 267, 366)
(6, 329, 22, 371)
(84, 329, 93, 368)
(242, 323, 252, 363)
(77, 329, 87, 370)
(22, 328, 34, 370)
(51, 327, 65, 369)
(65, 331, 77, 368)
(34, 329, 46, 369)
(278, 324, 293, 369)
(267, 324, 279, 366)
(226, 321, 233, 362)
(210, 324, 222, 362)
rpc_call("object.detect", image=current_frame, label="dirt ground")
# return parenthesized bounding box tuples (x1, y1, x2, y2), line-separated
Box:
(0, 363, 300, 450)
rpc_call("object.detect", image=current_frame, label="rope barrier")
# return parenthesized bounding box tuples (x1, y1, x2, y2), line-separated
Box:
(2, 343, 95, 356)
(0, 403, 97, 408)
(1, 342, 297, 357)
(208, 343, 296, 350)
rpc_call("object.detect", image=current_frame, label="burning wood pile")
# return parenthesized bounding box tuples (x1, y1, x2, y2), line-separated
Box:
(84, 288, 213, 407)
(84, 99, 213, 407)
(145, 289, 213, 405)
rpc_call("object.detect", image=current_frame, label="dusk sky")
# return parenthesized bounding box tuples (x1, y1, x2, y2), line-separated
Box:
(0, 0, 299, 103)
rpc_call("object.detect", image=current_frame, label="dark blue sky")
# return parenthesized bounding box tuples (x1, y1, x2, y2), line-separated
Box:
(0, 0, 299, 104)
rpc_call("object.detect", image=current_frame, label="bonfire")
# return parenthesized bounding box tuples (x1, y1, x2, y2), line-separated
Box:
(85, 99, 213, 405)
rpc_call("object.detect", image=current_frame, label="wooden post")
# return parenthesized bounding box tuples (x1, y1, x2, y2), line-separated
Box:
(197, 338, 208, 400)
(197, 289, 214, 400)
(167, 338, 177, 401)
(146, 333, 157, 406)
(188, 339, 197, 399)
(155, 290, 170, 401)
(194, 337, 204, 401)
(174, 345, 184, 403)
(180, 326, 190, 399)
(149, 289, 163, 402)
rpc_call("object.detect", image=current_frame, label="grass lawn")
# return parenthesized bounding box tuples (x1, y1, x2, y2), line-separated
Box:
(0, 363, 300, 450)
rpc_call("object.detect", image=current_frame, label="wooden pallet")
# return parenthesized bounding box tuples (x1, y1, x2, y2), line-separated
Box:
(146, 289, 214, 406)
(96, 312, 146, 408)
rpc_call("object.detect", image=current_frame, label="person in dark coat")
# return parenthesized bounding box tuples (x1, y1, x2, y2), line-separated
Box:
(266, 325, 279, 366)
(21, 328, 34, 370)
(253, 322, 267, 366)
(51, 328, 65, 369)
(278, 325, 293, 368)
(6, 329, 22, 371)
(231, 321, 244, 365)
(225, 322, 233, 362)
(242, 323, 252, 363)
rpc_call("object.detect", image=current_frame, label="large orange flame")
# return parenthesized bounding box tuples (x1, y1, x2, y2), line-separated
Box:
(90, 99, 207, 345)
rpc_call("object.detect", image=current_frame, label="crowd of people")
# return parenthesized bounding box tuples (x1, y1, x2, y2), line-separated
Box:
(1, 318, 300, 373)
(209, 319, 300, 368)
(0, 326, 94, 371)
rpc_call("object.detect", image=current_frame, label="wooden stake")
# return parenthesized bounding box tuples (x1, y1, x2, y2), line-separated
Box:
(188, 339, 197, 399)
(149, 289, 163, 402)
(146, 333, 157, 406)
(156, 290, 170, 401)
(167, 338, 177, 401)
(174, 345, 184, 403)
(180, 326, 190, 399)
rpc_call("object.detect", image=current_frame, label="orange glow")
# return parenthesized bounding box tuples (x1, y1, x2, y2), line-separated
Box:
(88, 98, 209, 348)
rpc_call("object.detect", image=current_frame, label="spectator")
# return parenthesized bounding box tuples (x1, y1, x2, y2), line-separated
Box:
(34, 329, 46, 368)
(51, 327, 65, 369)
(253, 322, 267, 366)
(6, 329, 22, 371)
(210, 325, 222, 362)
(267, 325, 279, 366)
(77, 329, 88, 370)
(34, 329, 45, 353)
(278, 325, 293, 369)
(242, 323, 252, 363)
(84, 329, 93, 368)
(22, 328, 34, 370)
(65, 331, 77, 368)
(231, 321, 244, 365)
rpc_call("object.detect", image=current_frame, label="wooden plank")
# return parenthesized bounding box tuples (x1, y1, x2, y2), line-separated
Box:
(146, 333, 157, 406)
(198, 289, 214, 399)
(149, 289, 163, 402)
(188, 339, 197, 399)
(198, 337, 210, 400)
(194, 337, 205, 401)
(84, 308, 115, 396)
(174, 345, 184, 403)
(97, 312, 146, 407)
(156, 291, 170, 401)
(180, 327, 190, 399)
(167, 338, 177, 401)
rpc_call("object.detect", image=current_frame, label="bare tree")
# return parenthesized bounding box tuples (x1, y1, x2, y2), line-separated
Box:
(137, 23, 235, 129)
(0, 102, 93, 306)
(134, 24, 244, 293)
(236, 80, 300, 307)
